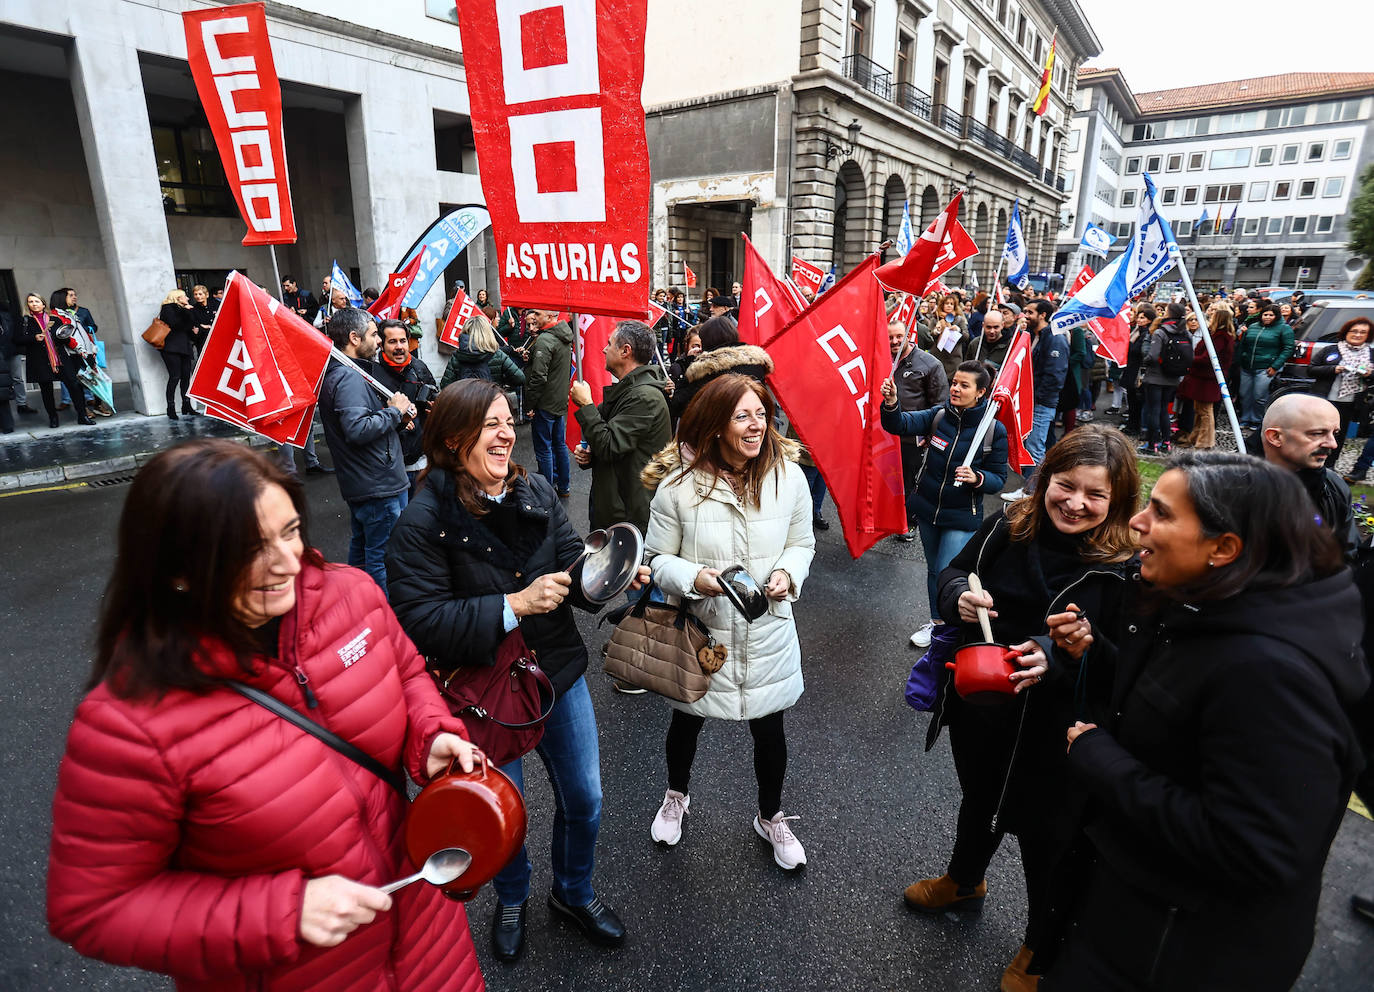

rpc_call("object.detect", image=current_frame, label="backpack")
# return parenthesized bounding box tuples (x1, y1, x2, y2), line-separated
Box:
(1159, 324, 1194, 377)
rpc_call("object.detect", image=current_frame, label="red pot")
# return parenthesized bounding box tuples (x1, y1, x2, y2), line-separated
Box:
(404, 757, 527, 900)
(945, 642, 1022, 705)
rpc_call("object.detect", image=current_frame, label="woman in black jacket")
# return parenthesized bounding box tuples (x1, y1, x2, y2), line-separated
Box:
(22, 292, 92, 427)
(385, 379, 646, 965)
(906, 425, 1140, 992)
(1122, 305, 1155, 436)
(156, 289, 198, 419)
(1044, 452, 1367, 991)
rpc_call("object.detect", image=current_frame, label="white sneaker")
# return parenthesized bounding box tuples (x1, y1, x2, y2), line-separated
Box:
(910, 621, 936, 649)
(754, 811, 807, 870)
(1000, 487, 1026, 503)
(651, 789, 689, 845)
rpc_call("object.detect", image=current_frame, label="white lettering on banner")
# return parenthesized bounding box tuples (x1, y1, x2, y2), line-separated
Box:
(753, 288, 773, 322)
(199, 20, 282, 233)
(816, 325, 871, 426)
(504, 242, 639, 283)
(218, 339, 265, 405)
(508, 108, 607, 223)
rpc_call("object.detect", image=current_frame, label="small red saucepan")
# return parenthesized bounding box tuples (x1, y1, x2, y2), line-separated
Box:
(945, 572, 1022, 706)
(404, 755, 527, 901)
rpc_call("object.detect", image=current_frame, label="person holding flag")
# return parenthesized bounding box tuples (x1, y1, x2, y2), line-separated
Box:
(880, 361, 1008, 648)
(1003, 202, 1031, 292)
(524, 310, 575, 497)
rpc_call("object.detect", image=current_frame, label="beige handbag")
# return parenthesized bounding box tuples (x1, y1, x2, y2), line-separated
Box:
(141, 317, 171, 350)
(601, 586, 726, 703)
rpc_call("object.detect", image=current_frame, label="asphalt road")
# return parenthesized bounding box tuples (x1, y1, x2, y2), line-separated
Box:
(2, 428, 1372, 991)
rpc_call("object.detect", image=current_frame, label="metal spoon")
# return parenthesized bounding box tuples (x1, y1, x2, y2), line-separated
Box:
(567, 528, 609, 571)
(379, 847, 472, 894)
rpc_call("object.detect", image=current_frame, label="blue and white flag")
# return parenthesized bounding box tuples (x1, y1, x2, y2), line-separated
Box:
(330, 261, 364, 307)
(896, 200, 915, 258)
(1197, 208, 1210, 235)
(1127, 173, 1179, 294)
(396, 206, 492, 308)
(817, 265, 837, 295)
(1003, 201, 1030, 289)
(1078, 222, 1115, 258)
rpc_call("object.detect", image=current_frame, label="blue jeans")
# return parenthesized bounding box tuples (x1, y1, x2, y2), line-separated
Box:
(1351, 435, 1374, 478)
(1141, 384, 1176, 446)
(1024, 404, 1057, 487)
(347, 491, 407, 591)
(916, 520, 976, 622)
(1237, 369, 1271, 428)
(494, 676, 602, 907)
(533, 409, 570, 493)
(800, 463, 827, 517)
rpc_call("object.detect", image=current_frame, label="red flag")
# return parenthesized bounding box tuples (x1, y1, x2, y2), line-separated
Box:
(892, 294, 919, 343)
(454, 0, 649, 317)
(1089, 307, 1132, 366)
(683, 261, 697, 289)
(565, 312, 618, 450)
(438, 288, 482, 349)
(740, 235, 805, 347)
(790, 256, 825, 296)
(182, 4, 296, 246)
(368, 250, 427, 321)
(874, 192, 978, 296)
(991, 329, 1036, 472)
(765, 256, 906, 557)
(189, 272, 331, 437)
(927, 277, 951, 296)
(1067, 264, 1095, 299)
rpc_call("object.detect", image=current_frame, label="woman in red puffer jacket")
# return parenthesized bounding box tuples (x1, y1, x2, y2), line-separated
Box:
(47, 440, 485, 992)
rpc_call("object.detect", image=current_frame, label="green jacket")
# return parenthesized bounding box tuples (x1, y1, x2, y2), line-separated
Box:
(573, 363, 672, 532)
(524, 320, 573, 414)
(1066, 325, 1093, 392)
(1238, 319, 1295, 373)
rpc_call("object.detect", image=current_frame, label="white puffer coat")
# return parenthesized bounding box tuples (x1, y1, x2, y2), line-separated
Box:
(642, 443, 815, 720)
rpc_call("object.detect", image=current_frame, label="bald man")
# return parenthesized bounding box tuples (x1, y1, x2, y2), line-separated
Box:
(1261, 393, 1359, 560)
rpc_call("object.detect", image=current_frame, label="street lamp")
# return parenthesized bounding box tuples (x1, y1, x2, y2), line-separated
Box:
(825, 118, 863, 163)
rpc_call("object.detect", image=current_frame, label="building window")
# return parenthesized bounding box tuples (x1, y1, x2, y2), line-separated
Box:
(933, 57, 948, 109)
(1068, 128, 1080, 153)
(1256, 146, 1275, 166)
(1315, 216, 1335, 234)
(1146, 154, 1163, 172)
(1209, 148, 1252, 169)
(1291, 216, 1309, 234)
(1333, 139, 1354, 160)
(1063, 169, 1076, 192)
(849, 2, 871, 58)
(1323, 177, 1345, 197)
(424, 0, 458, 24)
(1166, 153, 1183, 172)
(896, 33, 913, 87)
(1274, 181, 1292, 200)
(1161, 187, 1178, 205)
(1298, 179, 1317, 199)
(1125, 156, 1142, 175)
(152, 124, 237, 216)
(1121, 189, 1137, 207)
(1306, 141, 1326, 162)
(1187, 152, 1205, 171)
(1242, 217, 1261, 236)
(1182, 186, 1200, 205)
(1203, 183, 1244, 203)
(1266, 217, 1284, 235)
(1249, 181, 1269, 201)
(1176, 220, 1193, 237)
(1114, 222, 1132, 238)
(1280, 144, 1299, 164)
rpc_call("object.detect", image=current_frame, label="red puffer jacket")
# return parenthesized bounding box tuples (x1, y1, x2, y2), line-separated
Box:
(47, 561, 484, 992)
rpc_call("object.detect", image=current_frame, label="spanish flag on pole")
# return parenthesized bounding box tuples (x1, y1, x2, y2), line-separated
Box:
(1033, 33, 1056, 116)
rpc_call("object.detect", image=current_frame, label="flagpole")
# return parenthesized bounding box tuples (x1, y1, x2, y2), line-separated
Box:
(329, 349, 417, 417)
(268, 246, 284, 301)
(973, 254, 1008, 361)
(955, 328, 1029, 485)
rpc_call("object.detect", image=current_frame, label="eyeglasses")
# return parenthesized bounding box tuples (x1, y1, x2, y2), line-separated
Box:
(731, 411, 769, 426)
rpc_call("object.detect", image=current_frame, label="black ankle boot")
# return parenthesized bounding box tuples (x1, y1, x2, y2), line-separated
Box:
(491, 900, 527, 962)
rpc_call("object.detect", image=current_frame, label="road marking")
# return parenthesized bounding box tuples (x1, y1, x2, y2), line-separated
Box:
(0, 480, 91, 499)
(1352, 794, 1371, 821)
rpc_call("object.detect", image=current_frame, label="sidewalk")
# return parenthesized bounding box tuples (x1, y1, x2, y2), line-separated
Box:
(1, 393, 273, 491)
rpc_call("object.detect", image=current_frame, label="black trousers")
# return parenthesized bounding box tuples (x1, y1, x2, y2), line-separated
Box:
(1326, 400, 1355, 469)
(161, 351, 194, 411)
(0, 400, 13, 433)
(899, 442, 925, 527)
(37, 368, 87, 422)
(666, 708, 788, 819)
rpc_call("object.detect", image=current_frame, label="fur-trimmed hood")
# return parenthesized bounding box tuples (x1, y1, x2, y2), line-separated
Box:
(684, 344, 774, 383)
(640, 436, 802, 491)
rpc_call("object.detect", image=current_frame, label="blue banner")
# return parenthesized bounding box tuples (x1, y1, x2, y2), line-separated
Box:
(397, 205, 492, 309)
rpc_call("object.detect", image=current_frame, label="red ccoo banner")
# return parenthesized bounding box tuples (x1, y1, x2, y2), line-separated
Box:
(182, 3, 296, 246)
(454, 0, 650, 318)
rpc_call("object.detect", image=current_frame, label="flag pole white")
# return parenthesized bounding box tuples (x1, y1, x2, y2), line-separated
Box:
(329, 349, 416, 416)
(973, 254, 1007, 361)
(954, 328, 1030, 486)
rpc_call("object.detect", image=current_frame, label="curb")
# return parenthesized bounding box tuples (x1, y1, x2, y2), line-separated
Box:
(0, 433, 276, 493)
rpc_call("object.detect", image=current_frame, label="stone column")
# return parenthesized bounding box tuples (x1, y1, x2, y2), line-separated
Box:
(67, 34, 175, 415)
(345, 67, 443, 371)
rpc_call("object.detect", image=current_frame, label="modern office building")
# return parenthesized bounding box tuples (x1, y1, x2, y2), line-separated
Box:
(1059, 68, 1374, 290)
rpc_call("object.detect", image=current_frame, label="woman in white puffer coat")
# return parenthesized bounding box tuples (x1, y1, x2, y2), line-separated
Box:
(640, 374, 816, 870)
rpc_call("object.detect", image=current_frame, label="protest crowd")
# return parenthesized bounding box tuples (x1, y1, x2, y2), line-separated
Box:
(22, 4, 1374, 992)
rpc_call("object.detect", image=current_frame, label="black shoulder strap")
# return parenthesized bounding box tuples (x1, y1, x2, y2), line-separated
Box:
(228, 681, 408, 797)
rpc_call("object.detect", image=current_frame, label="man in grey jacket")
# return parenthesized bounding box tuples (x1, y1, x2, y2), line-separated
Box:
(888, 317, 947, 541)
(317, 307, 413, 590)
(523, 310, 574, 496)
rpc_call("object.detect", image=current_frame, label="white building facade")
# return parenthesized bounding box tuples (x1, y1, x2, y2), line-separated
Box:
(1059, 68, 1374, 290)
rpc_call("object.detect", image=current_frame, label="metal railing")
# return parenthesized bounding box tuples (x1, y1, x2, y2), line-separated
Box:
(936, 105, 965, 138)
(893, 82, 932, 122)
(841, 54, 892, 101)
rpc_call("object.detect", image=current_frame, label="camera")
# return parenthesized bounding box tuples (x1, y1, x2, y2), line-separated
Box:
(414, 383, 439, 406)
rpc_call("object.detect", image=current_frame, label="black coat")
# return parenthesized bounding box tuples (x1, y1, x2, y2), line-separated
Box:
(1056, 572, 1367, 991)
(373, 356, 437, 467)
(158, 303, 197, 357)
(385, 469, 602, 696)
(0, 310, 15, 401)
(22, 314, 82, 384)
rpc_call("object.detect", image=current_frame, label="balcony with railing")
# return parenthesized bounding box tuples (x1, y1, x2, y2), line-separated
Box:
(936, 105, 965, 138)
(893, 82, 932, 122)
(841, 54, 892, 101)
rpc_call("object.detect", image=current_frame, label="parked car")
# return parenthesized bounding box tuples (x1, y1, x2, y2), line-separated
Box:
(1259, 287, 1372, 307)
(1273, 299, 1374, 398)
